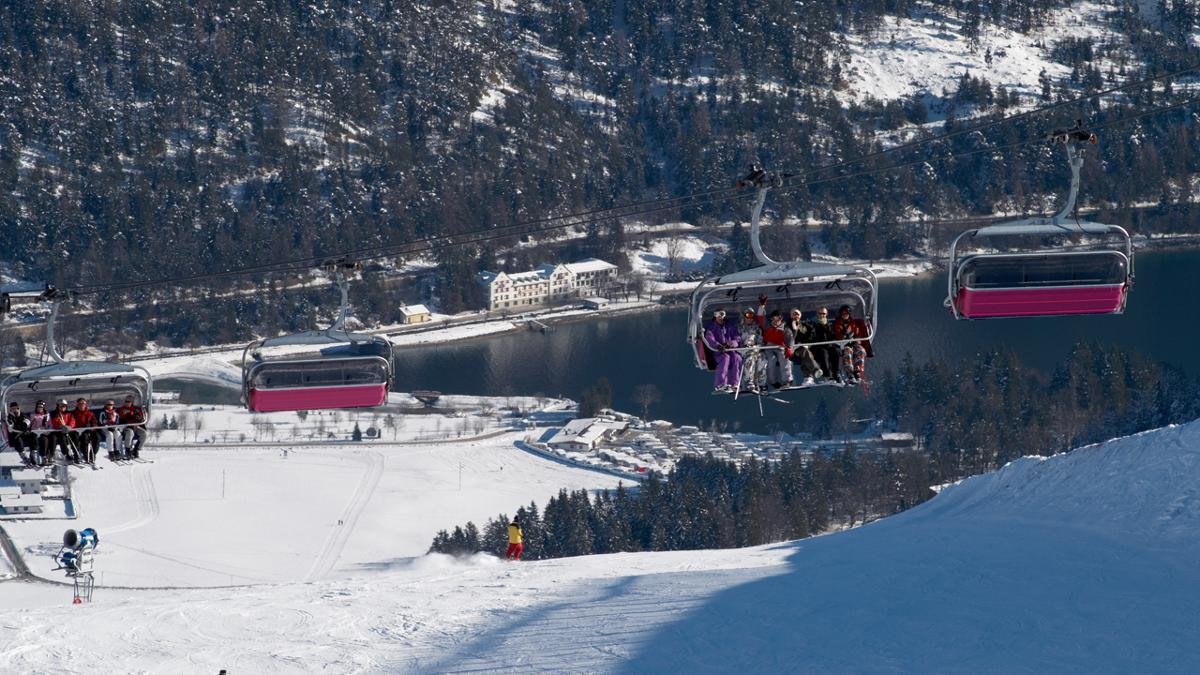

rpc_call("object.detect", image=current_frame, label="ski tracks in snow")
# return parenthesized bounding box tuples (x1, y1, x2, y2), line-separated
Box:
(104, 465, 161, 535)
(304, 450, 384, 582)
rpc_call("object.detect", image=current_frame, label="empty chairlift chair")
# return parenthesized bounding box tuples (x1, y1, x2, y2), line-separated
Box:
(240, 262, 394, 413)
(242, 332, 394, 412)
(946, 127, 1134, 319)
(949, 233, 1131, 318)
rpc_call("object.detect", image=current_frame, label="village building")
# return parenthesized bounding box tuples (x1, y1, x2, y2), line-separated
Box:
(0, 492, 43, 515)
(399, 304, 432, 324)
(546, 417, 628, 453)
(478, 259, 618, 311)
(581, 297, 610, 310)
(3, 468, 45, 494)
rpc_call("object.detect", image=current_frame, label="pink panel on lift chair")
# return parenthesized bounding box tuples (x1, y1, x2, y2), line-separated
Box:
(956, 284, 1126, 318)
(248, 383, 389, 412)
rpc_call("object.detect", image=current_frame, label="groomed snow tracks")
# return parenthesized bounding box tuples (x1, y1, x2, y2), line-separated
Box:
(304, 450, 385, 582)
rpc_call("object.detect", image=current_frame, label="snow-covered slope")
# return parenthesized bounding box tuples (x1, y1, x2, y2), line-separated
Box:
(3, 420, 1199, 672)
(844, 1, 1130, 104)
(2, 437, 627, 588)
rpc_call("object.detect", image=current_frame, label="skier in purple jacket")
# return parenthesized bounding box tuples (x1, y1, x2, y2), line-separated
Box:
(703, 310, 742, 392)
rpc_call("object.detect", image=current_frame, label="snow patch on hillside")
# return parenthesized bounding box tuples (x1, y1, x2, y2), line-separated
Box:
(471, 79, 516, 124)
(844, 1, 1129, 104)
(629, 235, 724, 277)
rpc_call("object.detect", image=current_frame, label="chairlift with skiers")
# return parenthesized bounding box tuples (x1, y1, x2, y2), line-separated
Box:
(687, 168, 879, 397)
(0, 286, 152, 447)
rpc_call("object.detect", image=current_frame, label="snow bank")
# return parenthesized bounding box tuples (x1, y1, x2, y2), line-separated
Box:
(920, 422, 1200, 548)
(386, 320, 517, 347)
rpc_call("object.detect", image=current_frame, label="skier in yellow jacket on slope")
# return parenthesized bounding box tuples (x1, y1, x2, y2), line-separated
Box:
(506, 516, 523, 561)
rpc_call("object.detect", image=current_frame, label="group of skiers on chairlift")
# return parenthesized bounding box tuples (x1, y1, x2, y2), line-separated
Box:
(4, 396, 147, 468)
(703, 296, 873, 393)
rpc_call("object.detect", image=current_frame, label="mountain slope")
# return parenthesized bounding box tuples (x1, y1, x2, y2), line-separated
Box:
(3, 419, 1199, 672)
(3, 0, 1199, 320)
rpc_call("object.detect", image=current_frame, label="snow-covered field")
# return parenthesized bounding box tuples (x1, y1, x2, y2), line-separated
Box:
(629, 235, 723, 277)
(3, 412, 1199, 671)
(2, 432, 627, 590)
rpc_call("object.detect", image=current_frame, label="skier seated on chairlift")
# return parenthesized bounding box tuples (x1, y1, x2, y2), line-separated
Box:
(97, 400, 123, 461)
(28, 400, 52, 467)
(786, 309, 823, 385)
(703, 310, 741, 393)
(71, 399, 100, 465)
(50, 400, 78, 464)
(833, 305, 872, 385)
(760, 308, 794, 389)
(738, 304, 765, 392)
(118, 396, 147, 458)
(5, 401, 37, 466)
(810, 307, 840, 382)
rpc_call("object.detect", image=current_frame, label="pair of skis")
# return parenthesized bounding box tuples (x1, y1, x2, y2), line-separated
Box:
(730, 351, 791, 415)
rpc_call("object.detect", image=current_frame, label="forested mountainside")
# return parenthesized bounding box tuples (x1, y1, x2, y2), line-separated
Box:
(1, 1, 1199, 318)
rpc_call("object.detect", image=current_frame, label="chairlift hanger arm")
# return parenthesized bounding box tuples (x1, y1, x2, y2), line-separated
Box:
(1046, 122, 1096, 226)
(738, 165, 789, 267)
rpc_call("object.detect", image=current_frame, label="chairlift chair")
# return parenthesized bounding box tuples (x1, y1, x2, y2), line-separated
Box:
(0, 291, 152, 447)
(687, 169, 879, 393)
(241, 263, 394, 413)
(946, 127, 1134, 319)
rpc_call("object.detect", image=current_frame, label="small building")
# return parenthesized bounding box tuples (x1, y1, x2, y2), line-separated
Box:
(546, 417, 628, 453)
(5, 469, 44, 494)
(582, 297, 610, 310)
(0, 492, 43, 515)
(880, 432, 917, 452)
(399, 304, 432, 324)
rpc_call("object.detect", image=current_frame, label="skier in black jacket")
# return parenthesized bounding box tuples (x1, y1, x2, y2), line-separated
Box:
(5, 401, 36, 465)
(809, 307, 839, 382)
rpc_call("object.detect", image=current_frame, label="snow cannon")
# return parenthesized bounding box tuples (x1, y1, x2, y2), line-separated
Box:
(55, 527, 98, 602)
(62, 527, 99, 550)
(78, 527, 99, 550)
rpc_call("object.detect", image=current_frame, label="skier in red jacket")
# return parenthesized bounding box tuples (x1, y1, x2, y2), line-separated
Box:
(71, 399, 100, 465)
(118, 396, 148, 458)
(832, 305, 873, 385)
(50, 400, 78, 463)
(760, 308, 793, 388)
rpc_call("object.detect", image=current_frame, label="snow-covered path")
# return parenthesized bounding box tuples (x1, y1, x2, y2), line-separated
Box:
(3, 421, 1199, 672)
